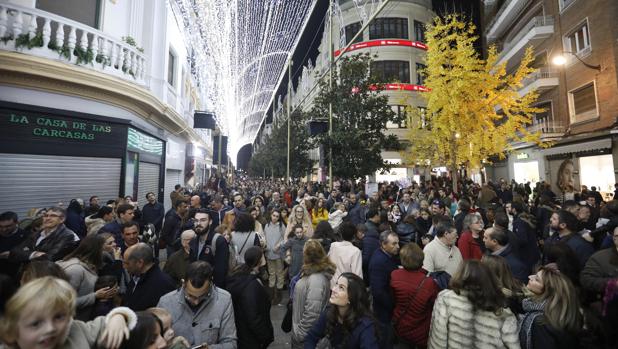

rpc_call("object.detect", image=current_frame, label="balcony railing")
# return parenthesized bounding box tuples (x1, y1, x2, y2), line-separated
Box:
(0, 3, 146, 86)
(519, 67, 559, 95)
(497, 16, 554, 66)
(528, 118, 564, 135)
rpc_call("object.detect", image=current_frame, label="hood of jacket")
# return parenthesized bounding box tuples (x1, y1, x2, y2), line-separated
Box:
(226, 272, 258, 294)
(85, 216, 105, 227)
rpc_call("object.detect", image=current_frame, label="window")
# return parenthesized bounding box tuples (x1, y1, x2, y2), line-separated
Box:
(569, 82, 597, 122)
(386, 105, 408, 129)
(416, 63, 426, 85)
(369, 18, 408, 40)
(371, 61, 410, 83)
(37, 0, 101, 28)
(345, 22, 363, 45)
(414, 20, 425, 42)
(565, 22, 590, 55)
(167, 50, 176, 86)
(559, 0, 577, 11)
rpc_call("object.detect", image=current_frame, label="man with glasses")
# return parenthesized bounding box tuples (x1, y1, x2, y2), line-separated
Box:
(189, 209, 230, 288)
(157, 261, 237, 347)
(10, 207, 79, 262)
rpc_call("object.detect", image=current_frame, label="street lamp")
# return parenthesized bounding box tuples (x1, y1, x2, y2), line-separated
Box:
(552, 51, 601, 71)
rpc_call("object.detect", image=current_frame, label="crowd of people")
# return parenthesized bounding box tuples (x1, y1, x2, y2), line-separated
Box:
(0, 173, 617, 349)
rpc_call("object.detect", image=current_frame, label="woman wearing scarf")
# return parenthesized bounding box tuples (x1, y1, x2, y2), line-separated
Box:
(518, 263, 582, 349)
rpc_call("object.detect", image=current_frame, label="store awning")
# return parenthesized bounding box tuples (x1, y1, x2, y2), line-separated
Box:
(542, 138, 612, 156)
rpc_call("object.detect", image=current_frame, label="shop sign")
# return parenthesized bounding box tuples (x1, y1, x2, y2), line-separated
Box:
(4, 112, 115, 142)
(127, 128, 163, 156)
(516, 152, 529, 160)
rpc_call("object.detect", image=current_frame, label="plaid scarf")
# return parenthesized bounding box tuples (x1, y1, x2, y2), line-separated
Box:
(519, 298, 546, 349)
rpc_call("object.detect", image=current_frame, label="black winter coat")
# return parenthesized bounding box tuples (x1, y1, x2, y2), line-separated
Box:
(226, 272, 274, 349)
(122, 264, 176, 311)
(10, 224, 78, 262)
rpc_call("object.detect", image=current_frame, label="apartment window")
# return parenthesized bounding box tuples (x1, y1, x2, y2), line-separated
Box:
(371, 61, 410, 83)
(534, 101, 553, 123)
(369, 18, 408, 40)
(569, 82, 598, 122)
(559, 0, 577, 11)
(167, 50, 176, 86)
(416, 63, 426, 85)
(386, 105, 408, 129)
(414, 20, 425, 42)
(565, 22, 590, 55)
(345, 22, 363, 44)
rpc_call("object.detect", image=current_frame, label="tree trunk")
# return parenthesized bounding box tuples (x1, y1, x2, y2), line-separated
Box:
(450, 134, 458, 195)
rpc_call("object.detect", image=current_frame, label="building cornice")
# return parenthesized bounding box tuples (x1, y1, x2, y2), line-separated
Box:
(0, 51, 204, 144)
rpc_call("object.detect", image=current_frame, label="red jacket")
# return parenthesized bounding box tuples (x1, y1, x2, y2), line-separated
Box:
(390, 269, 439, 346)
(457, 231, 484, 260)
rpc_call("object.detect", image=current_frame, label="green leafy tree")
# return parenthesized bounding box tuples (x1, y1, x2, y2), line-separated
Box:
(310, 53, 404, 180)
(249, 110, 314, 178)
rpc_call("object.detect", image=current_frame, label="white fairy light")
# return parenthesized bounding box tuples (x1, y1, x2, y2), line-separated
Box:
(172, 0, 317, 161)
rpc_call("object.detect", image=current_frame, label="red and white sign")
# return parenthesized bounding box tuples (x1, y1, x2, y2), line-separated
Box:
(383, 83, 430, 92)
(334, 39, 428, 57)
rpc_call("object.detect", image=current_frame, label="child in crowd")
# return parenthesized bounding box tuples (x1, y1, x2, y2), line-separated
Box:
(328, 202, 348, 231)
(281, 224, 308, 279)
(147, 307, 190, 349)
(0, 276, 136, 349)
(92, 275, 121, 317)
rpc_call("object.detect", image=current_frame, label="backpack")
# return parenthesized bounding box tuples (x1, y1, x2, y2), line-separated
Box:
(231, 231, 257, 265)
(209, 233, 237, 272)
(429, 270, 451, 290)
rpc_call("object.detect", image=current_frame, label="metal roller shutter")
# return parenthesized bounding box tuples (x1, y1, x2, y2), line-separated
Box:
(0, 153, 121, 219)
(164, 169, 182, 212)
(137, 162, 160, 207)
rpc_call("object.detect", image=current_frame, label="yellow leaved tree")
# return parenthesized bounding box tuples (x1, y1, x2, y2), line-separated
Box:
(402, 14, 546, 193)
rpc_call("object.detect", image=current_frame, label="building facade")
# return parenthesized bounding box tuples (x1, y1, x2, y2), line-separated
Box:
(483, 0, 618, 200)
(0, 0, 213, 216)
(255, 0, 435, 184)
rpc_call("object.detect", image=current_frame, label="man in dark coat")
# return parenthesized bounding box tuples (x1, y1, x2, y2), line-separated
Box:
(161, 199, 188, 255)
(122, 242, 175, 311)
(99, 203, 135, 246)
(0, 211, 31, 281)
(141, 192, 165, 233)
(483, 226, 529, 283)
(10, 207, 78, 263)
(545, 210, 594, 269)
(347, 193, 365, 226)
(369, 231, 400, 349)
(361, 208, 381, 284)
(510, 202, 541, 272)
(189, 209, 230, 288)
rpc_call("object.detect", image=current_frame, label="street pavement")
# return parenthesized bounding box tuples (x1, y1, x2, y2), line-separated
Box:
(269, 290, 292, 348)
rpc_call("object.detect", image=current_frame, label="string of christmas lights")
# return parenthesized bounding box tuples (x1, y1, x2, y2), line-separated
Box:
(172, 0, 317, 160)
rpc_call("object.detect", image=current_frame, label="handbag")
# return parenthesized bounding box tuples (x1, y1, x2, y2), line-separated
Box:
(392, 275, 429, 329)
(281, 299, 293, 333)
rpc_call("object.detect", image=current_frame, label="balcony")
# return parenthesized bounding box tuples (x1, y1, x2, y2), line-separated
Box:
(527, 117, 564, 139)
(0, 3, 146, 86)
(485, 0, 532, 41)
(519, 67, 559, 96)
(496, 16, 554, 67)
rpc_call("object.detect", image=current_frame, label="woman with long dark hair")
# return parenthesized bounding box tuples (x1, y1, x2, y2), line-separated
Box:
(226, 246, 274, 349)
(120, 312, 166, 349)
(305, 272, 379, 348)
(57, 234, 117, 320)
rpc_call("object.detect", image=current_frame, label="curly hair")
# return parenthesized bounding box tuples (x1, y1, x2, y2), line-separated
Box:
(301, 239, 335, 276)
